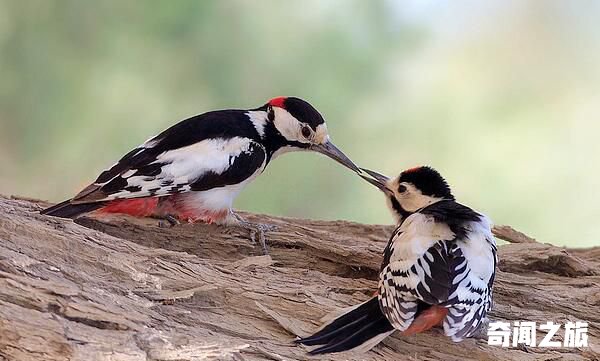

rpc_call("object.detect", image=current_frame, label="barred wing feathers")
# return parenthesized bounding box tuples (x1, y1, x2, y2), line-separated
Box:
(378, 201, 497, 341)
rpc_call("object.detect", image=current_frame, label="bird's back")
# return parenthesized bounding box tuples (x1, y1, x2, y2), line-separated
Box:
(42, 109, 270, 221)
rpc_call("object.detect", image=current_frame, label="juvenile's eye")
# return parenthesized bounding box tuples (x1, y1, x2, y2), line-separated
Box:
(301, 126, 311, 139)
(398, 184, 407, 193)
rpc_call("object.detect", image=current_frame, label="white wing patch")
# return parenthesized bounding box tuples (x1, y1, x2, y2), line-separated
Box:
(102, 137, 265, 201)
(246, 110, 267, 138)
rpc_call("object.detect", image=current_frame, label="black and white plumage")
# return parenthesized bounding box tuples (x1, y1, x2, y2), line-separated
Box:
(41, 97, 359, 231)
(297, 166, 497, 354)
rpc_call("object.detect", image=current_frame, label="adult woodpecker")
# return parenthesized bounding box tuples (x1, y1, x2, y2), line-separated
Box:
(41, 97, 359, 252)
(297, 166, 497, 354)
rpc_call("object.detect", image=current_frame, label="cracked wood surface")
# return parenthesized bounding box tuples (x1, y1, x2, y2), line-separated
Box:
(0, 195, 599, 361)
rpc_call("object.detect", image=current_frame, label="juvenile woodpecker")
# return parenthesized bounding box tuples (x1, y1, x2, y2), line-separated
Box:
(297, 166, 497, 354)
(42, 97, 359, 251)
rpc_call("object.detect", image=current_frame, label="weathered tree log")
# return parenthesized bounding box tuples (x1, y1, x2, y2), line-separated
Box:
(0, 195, 598, 360)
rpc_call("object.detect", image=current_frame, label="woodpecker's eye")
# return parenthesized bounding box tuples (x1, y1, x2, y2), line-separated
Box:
(398, 184, 407, 193)
(301, 126, 311, 139)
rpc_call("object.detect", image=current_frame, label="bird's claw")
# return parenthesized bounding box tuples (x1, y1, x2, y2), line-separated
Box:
(237, 221, 277, 255)
(228, 212, 277, 254)
(247, 229, 265, 254)
(157, 214, 180, 228)
(247, 225, 270, 255)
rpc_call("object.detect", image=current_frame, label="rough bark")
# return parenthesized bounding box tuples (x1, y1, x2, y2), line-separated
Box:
(0, 195, 598, 361)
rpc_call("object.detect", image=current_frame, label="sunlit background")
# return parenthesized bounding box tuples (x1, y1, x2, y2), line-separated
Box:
(1, 1, 598, 247)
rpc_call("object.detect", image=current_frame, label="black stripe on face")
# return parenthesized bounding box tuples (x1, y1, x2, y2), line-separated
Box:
(261, 121, 310, 160)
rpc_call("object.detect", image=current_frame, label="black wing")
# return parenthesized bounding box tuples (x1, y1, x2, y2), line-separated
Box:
(71, 110, 266, 203)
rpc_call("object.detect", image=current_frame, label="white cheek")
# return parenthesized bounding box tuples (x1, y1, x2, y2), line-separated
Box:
(273, 108, 301, 141)
(399, 191, 442, 212)
(396, 185, 424, 212)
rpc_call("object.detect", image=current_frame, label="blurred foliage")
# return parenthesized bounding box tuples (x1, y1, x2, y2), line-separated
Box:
(1, 0, 598, 247)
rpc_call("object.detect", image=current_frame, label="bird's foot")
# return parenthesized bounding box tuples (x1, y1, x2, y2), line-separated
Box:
(230, 213, 277, 255)
(152, 214, 181, 228)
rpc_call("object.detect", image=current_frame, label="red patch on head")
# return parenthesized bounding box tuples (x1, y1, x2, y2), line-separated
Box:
(404, 166, 423, 174)
(268, 96, 287, 108)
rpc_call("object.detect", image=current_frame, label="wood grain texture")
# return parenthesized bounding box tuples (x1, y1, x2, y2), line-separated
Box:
(1, 195, 598, 360)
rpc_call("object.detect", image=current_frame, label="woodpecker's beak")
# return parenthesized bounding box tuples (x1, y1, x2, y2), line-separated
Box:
(311, 140, 360, 173)
(360, 168, 393, 195)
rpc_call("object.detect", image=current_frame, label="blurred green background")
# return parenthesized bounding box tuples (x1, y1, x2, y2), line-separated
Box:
(1, 1, 598, 247)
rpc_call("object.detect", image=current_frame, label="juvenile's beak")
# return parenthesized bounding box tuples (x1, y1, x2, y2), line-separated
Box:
(311, 140, 361, 173)
(360, 167, 393, 195)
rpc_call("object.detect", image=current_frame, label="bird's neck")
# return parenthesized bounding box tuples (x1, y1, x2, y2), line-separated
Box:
(246, 107, 309, 161)
(244, 109, 288, 159)
(389, 196, 412, 225)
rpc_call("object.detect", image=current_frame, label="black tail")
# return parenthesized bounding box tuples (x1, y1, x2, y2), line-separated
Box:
(41, 199, 104, 219)
(296, 297, 394, 355)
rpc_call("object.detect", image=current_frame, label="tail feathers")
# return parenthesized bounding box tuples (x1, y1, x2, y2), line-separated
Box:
(41, 199, 104, 219)
(297, 297, 394, 355)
